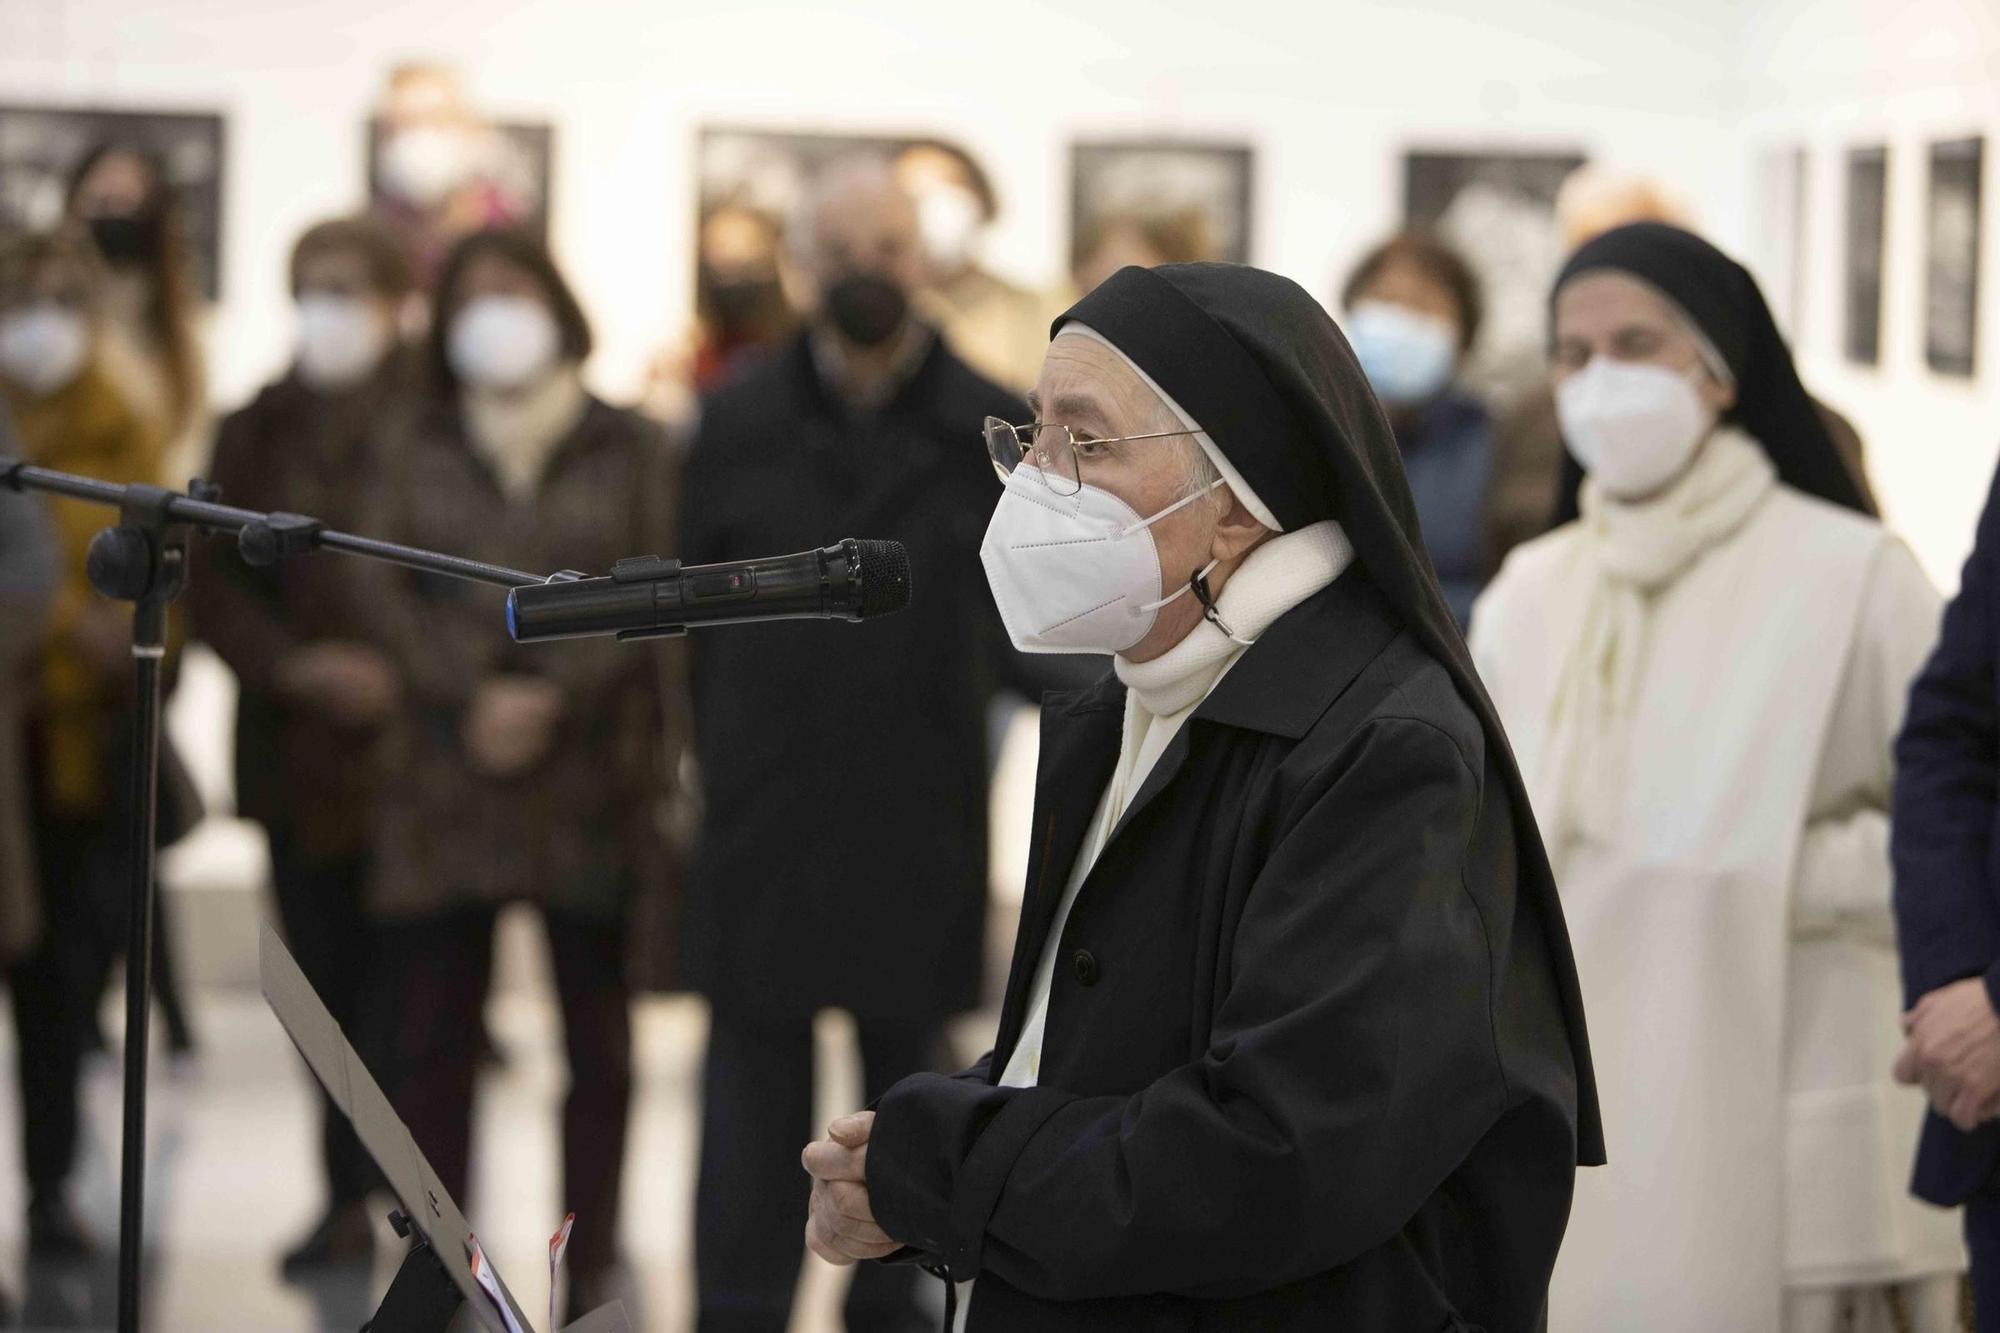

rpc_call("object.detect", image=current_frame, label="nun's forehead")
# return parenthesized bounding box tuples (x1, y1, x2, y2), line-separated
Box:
(1553, 269, 1686, 330)
(1032, 330, 1168, 429)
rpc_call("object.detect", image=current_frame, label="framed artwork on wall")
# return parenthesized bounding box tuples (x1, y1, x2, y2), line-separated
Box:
(1401, 148, 1586, 397)
(1925, 135, 1983, 379)
(1753, 145, 1809, 341)
(1069, 138, 1255, 275)
(1843, 145, 1889, 367)
(0, 103, 226, 299)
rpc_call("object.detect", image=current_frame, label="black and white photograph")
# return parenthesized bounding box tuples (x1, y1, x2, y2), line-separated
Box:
(1845, 144, 1890, 366)
(1753, 144, 1810, 339)
(1926, 135, 1983, 378)
(1068, 138, 1254, 275)
(0, 103, 226, 297)
(365, 117, 554, 239)
(1402, 148, 1587, 395)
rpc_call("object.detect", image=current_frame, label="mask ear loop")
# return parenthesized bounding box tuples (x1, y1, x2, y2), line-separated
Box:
(1190, 566, 1257, 646)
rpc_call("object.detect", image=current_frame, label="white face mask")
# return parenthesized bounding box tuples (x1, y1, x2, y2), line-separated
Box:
(1556, 356, 1715, 500)
(296, 294, 393, 391)
(379, 124, 474, 209)
(916, 187, 984, 270)
(0, 304, 90, 397)
(448, 295, 560, 391)
(980, 465, 1225, 655)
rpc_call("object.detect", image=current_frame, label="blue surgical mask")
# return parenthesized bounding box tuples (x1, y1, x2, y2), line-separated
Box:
(1346, 300, 1459, 405)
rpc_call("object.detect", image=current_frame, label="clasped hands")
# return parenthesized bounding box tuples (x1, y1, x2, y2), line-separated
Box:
(1894, 976, 2000, 1132)
(803, 1111, 901, 1266)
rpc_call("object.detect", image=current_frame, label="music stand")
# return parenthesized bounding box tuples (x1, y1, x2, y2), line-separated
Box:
(260, 925, 630, 1333)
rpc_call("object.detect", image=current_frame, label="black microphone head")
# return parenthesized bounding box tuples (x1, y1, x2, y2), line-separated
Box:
(853, 539, 912, 618)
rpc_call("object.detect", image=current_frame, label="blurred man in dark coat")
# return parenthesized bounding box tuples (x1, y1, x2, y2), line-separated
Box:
(803, 264, 1601, 1332)
(1893, 459, 2000, 1329)
(678, 156, 1038, 1333)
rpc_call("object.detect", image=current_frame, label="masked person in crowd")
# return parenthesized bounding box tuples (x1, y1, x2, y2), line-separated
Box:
(370, 63, 538, 291)
(801, 262, 1600, 1331)
(65, 143, 209, 480)
(1471, 223, 1958, 1331)
(893, 139, 1053, 395)
(0, 475, 54, 965)
(360, 228, 680, 1322)
(1504, 168, 1878, 539)
(1342, 231, 1493, 628)
(0, 224, 175, 1255)
(188, 215, 417, 1279)
(0, 459, 56, 1323)
(691, 204, 793, 393)
(678, 155, 1042, 1333)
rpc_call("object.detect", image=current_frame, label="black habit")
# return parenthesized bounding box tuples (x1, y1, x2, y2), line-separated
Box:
(866, 264, 1601, 1332)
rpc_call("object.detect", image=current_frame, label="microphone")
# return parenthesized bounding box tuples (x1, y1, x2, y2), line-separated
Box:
(505, 538, 911, 643)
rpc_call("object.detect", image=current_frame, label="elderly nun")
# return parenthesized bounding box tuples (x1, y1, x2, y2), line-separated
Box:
(1471, 223, 1959, 1331)
(799, 262, 1602, 1331)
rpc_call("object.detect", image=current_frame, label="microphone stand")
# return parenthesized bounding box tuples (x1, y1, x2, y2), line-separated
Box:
(0, 458, 548, 1333)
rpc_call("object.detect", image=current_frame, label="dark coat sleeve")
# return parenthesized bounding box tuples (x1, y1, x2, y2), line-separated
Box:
(1894, 463, 2000, 1008)
(526, 416, 680, 705)
(866, 716, 1508, 1301)
(353, 428, 497, 712)
(188, 407, 301, 695)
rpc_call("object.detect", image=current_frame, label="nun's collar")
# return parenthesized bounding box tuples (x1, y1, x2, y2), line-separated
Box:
(1055, 565, 1394, 740)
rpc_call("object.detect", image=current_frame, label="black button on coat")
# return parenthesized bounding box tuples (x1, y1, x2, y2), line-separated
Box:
(868, 571, 1584, 1332)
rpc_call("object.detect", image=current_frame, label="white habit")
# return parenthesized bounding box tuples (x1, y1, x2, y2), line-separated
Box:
(1470, 430, 1959, 1330)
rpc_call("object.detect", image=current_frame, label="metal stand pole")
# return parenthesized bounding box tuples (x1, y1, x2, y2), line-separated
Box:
(0, 459, 545, 1333)
(77, 482, 197, 1333)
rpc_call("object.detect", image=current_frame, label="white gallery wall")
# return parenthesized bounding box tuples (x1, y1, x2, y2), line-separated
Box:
(1733, 0, 2000, 588)
(2, 0, 1996, 582)
(3, 0, 1743, 397)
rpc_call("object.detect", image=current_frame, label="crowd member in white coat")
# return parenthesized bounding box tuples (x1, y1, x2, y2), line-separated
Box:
(1471, 222, 1960, 1331)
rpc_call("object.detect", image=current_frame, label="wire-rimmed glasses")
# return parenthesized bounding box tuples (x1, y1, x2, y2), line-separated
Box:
(982, 417, 1199, 497)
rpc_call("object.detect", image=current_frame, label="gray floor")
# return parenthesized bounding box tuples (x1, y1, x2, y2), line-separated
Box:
(0, 979, 923, 1332)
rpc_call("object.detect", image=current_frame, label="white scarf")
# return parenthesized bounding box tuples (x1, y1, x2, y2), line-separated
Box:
(1541, 426, 1776, 849)
(1116, 519, 1354, 716)
(463, 365, 588, 502)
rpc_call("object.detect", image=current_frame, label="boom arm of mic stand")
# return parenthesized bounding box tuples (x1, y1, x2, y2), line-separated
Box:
(1, 457, 550, 590)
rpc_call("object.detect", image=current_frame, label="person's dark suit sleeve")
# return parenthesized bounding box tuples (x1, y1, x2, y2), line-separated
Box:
(1894, 464, 2000, 1009)
(866, 717, 1507, 1300)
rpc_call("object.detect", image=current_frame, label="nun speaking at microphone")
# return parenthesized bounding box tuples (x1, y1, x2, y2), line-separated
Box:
(1471, 223, 1960, 1330)
(799, 263, 1602, 1331)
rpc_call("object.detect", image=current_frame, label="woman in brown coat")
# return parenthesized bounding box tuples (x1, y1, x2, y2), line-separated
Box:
(0, 484, 54, 970)
(361, 229, 679, 1318)
(0, 223, 166, 1255)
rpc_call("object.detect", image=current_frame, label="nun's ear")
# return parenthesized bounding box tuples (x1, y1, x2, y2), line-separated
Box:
(1696, 370, 1737, 418)
(1210, 491, 1271, 565)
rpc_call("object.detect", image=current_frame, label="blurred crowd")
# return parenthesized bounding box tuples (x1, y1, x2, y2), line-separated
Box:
(0, 61, 1981, 1333)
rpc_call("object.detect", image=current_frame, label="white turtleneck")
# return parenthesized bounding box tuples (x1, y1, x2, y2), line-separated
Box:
(997, 519, 1354, 1088)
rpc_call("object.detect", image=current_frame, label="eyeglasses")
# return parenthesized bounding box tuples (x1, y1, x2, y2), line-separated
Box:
(982, 417, 1199, 497)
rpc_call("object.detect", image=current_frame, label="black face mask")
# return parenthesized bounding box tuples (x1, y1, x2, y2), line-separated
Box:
(87, 214, 162, 267)
(704, 272, 784, 336)
(823, 272, 908, 347)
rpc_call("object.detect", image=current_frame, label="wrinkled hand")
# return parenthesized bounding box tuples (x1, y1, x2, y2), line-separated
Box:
(803, 1111, 898, 1266)
(278, 641, 400, 727)
(1894, 977, 2000, 1131)
(462, 675, 565, 777)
